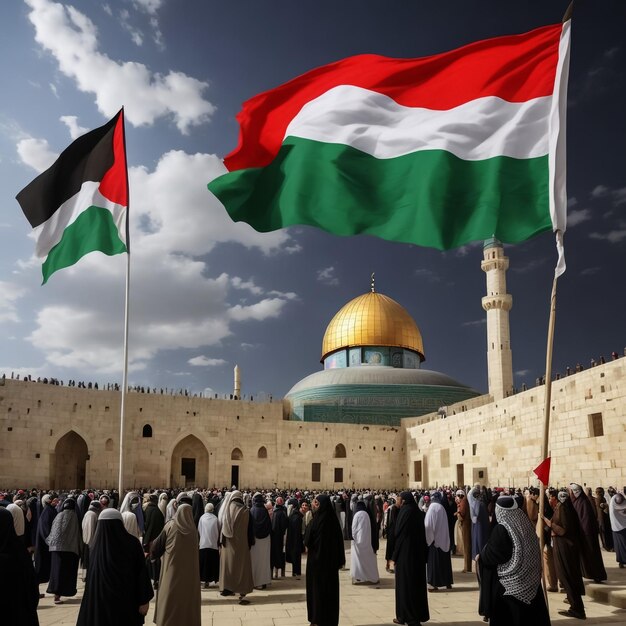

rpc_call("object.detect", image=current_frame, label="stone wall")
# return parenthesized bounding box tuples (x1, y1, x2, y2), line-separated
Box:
(403, 357, 626, 489)
(0, 379, 405, 490)
(2, 356, 624, 492)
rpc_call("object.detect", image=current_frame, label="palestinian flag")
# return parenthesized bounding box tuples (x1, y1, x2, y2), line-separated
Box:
(16, 109, 128, 284)
(208, 19, 570, 254)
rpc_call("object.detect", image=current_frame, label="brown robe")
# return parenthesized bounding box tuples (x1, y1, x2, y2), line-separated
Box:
(550, 500, 585, 615)
(151, 504, 201, 626)
(219, 497, 254, 596)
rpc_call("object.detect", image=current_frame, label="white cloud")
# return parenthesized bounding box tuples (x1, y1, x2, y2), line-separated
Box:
(229, 298, 288, 322)
(231, 276, 264, 295)
(188, 355, 227, 367)
(414, 268, 440, 282)
(515, 369, 530, 377)
(16, 146, 298, 374)
(317, 266, 339, 286)
(591, 184, 609, 198)
(133, 0, 163, 15)
(16, 137, 57, 172)
(0, 281, 27, 323)
(567, 209, 592, 228)
(59, 115, 88, 140)
(454, 241, 482, 257)
(25, 0, 214, 133)
(119, 8, 144, 46)
(49, 82, 59, 98)
(589, 229, 626, 244)
(580, 267, 600, 276)
(462, 319, 486, 327)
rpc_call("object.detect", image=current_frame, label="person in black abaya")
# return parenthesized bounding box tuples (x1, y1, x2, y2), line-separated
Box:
(569, 483, 607, 582)
(77, 508, 153, 626)
(192, 491, 205, 528)
(0, 507, 39, 626)
(477, 495, 550, 626)
(544, 490, 586, 620)
(392, 491, 429, 626)
(384, 496, 399, 573)
(285, 498, 304, 577)
(46, 497, 83, 603)
(35, 493, 58, 586)
(271, 497, 289, 578)
(305, 494, 346, 626)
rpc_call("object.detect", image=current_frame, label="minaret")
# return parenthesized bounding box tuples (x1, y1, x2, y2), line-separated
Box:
(481, 239, 513, 400)
(233, 365, 241, 400)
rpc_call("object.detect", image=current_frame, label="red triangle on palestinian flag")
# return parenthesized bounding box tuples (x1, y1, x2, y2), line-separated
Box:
(533, 457, 551, 486)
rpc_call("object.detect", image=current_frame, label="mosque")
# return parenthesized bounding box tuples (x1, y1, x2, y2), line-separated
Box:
(1, 241, 624, 490)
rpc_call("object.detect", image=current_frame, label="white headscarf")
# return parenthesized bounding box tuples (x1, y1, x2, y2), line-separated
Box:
(221, 490, 244, 539)
(609, 492, 626, 532)
(158, 492, 168, 517)
(424, 497, 450, 552)
(7, 503, 25, 537)
(122, 511, 141, 539)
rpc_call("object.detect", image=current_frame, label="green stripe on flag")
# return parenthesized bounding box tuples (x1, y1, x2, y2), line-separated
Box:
(42, 205, 126, 284)
(209, 136, 552, 250)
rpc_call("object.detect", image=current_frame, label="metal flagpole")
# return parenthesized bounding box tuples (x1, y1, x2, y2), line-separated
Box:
(118, 108, 131, 502)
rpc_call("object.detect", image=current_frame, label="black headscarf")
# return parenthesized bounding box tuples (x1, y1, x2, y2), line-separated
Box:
(306, 495, 345, 571)
(192, 492, 204, 527)
(77, 512, 153, 626)
(250, 496, 272, 539)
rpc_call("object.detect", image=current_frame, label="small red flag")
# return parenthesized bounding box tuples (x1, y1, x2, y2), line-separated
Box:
(533, 457, 551, 485)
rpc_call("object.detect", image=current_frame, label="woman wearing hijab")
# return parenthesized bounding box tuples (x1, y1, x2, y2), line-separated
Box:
(424, 491, 453, 591)
(143, 493, 165, 590)
(120, 491, 145, 536)
(543, 490, 586, 620)
(468, 485, 491, 562)
(271, 496, 289, 579)
(219, 490, 254, 604)
(595, 487, 614, 551)
(123, 511, 142, 541)
(77, 508, 153, 626)
(305, 494, 346, 626)
(455, 489, 472, 572)
(35, 493, 58, 588)
(351, 500, 380, 584)
(477, 495, 549, 626)
(569, 483, 607, 582)
(198, 502, 220, 588)
(285, 498, 304, 578)
(191, 491, 205, 527)
(249, 493, 272, 589)
(609, 491, 626, 568)
(392, 491, 429, 626)
(384, 496, 399, 573)
(46, 498, 83, 603)
(80, 500, 101, 581)
(0, 507, 40, 626)
(7, 502, 26, 545)
(158, 492, 168, 518)
(150, 503, 201, 626)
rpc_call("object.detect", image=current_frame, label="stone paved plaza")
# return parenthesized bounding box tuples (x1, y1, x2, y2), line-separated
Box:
(37, 539, 625, 626)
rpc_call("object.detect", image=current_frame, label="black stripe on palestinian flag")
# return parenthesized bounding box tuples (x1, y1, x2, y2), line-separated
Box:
(16, 110, 126, 228)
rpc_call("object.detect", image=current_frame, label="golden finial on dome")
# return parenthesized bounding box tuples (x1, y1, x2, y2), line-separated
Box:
(371, 272, 375, 293)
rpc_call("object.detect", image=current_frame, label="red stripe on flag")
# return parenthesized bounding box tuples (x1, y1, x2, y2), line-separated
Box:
(225, 23, 562, 172)
(99, 110, 128, 207)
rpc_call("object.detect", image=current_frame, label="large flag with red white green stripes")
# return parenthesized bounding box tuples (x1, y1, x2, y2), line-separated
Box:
(208, 19, 571, 261)
(16, 109, 128, 284)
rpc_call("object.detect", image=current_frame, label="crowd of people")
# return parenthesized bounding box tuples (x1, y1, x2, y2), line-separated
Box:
(0, 482, 624, 626)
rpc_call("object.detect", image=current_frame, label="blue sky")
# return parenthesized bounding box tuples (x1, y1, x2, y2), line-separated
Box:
(0, 0, 624, 399)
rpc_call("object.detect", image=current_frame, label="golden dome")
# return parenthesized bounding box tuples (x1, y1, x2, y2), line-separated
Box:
(321, 291, 425, 362)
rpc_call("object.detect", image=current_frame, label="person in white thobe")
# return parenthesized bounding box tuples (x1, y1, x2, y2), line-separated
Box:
(350, 501, 379, 584)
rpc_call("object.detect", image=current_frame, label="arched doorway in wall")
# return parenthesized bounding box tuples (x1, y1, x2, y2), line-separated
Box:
(53, 431, 89, 490)
(170, 435, 209, 488)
